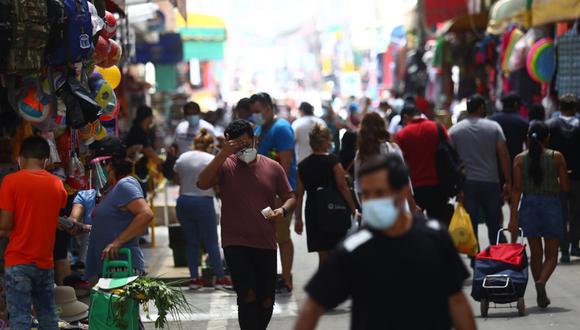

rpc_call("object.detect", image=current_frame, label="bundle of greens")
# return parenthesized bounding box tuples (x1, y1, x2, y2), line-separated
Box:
(112, 278, 190, 329)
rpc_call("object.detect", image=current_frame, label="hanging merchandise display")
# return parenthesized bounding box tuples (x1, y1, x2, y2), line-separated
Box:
(556, 29, 580, 96)
(101, 11, 118, 39)
(89, 76, 117, 118)
(526, 38, 555, 84)
(101, 39, 122, 68)
(93, 36, 112, 65)
(501, 28, 524, 73)
(95, 65, 122, 89)
(16, 82, 51, 123)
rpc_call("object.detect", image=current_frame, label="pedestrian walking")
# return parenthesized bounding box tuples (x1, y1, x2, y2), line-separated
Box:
(250, 92, 297, 294)
(294, 154, 475, 330)
(354, 112, 420, 213)
(546, 94, 580, 263)
(449, 95, 512, 246)
(174, 101, 216, 157)
(509, 121, 569, 308)
(84, 137, 154, 280)
(294, 125, 358, 267)
(0, 136, 68, 329)
(396, 104, 454, 226)
(490, 93, 529, 163)
(197, 119, 296, 330)
(173, 129, 233, 290)
(292, 102, 327, 163)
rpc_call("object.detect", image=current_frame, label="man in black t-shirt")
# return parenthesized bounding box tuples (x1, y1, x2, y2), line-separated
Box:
(294, 154, 475, 330)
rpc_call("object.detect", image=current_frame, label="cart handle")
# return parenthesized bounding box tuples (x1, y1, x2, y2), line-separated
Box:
(483, 274, 511, 289)
(497, 227, 524, 245)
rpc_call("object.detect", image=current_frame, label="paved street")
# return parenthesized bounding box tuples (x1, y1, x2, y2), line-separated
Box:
(142, 211, 580, 330)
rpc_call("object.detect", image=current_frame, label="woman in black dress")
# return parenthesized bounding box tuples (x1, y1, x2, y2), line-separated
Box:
(294, 125, 358, 267)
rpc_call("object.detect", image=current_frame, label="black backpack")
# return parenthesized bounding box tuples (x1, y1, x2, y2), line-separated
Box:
(435, 123, 465, 198)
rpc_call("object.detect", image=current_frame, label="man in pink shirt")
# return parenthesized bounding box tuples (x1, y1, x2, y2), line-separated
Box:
(198, 119, 296, 330)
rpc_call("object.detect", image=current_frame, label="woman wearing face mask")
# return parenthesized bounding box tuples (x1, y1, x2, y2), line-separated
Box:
(84, 138, 154, 281)
(294, 125, 358, 266)
(509, 122, 569, 309)
(354, 112, 420, 214)
(173, 129, 233, 290)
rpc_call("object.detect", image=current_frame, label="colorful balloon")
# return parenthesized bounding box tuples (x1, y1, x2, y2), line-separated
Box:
(95, 65, 121, 89)
(93, 36, 111, 65)
(526, 38, 555, 84)
(88, 77, 117, 116)
(101, 39, 122, 68)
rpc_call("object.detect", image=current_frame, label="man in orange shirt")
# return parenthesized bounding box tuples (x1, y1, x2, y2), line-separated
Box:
(0, 136, 67, 329)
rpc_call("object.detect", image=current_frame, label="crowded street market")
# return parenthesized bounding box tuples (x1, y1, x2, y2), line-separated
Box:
(0, 0, 579, 329)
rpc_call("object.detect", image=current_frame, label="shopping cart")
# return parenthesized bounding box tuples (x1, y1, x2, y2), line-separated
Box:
(471, 228, 528, 317)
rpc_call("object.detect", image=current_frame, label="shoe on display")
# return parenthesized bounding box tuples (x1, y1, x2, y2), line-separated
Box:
(560, 254, 571, 264)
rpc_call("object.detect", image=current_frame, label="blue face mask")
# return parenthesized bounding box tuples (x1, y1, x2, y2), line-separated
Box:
(187, 115, 200, 127)
(362, 197, 399, 230)
(251, 113, 264, 126)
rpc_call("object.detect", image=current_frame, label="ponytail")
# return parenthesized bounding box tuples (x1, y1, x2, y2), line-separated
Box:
(527, 121, 549, 186)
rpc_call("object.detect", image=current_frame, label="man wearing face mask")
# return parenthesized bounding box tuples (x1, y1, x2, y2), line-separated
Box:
(197, 119, 296, 330)
(250, 92, 298, 294)
(294, 154, 475, 330)
(0, 136, 68, 329)
(174, 101, 216, 156)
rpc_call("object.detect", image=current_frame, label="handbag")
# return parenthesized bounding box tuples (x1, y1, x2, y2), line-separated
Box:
(60, 76, 100, 129)
(316, 159, 352, 233)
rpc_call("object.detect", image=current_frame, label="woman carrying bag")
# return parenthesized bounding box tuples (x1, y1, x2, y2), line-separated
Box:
(294, 125, 358, 267)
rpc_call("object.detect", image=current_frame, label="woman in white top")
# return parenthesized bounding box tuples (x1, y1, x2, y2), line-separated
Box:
(174, 129, 232, 290)
(354, 112, 420, 213)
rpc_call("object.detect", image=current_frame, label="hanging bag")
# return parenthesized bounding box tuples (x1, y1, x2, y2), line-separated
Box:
(316, 157, 352, 233)
(60, 76, 100, 128)
(448, 203, 478, 256)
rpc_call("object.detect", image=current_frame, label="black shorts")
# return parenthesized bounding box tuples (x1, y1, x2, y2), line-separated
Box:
(224, 246, 277, 306)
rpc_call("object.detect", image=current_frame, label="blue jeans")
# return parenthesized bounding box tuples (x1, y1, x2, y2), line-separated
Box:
(463, 180, 504, 246)
(5, 265, 58, 330)
(176, 196, 224, 279)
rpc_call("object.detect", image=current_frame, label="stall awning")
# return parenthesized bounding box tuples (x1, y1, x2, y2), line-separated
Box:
(437, 12, 489, 36)
(531, 0, 580, 26)
(424, 0, 468, 26)
(487, 0, 530, 34)
(176, 13, 227, 61)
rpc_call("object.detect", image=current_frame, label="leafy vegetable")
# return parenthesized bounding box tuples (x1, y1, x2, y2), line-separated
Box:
(112, 278, 190, 329)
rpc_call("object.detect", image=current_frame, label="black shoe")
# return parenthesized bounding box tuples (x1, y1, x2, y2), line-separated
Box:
(275, 277, 293, 295)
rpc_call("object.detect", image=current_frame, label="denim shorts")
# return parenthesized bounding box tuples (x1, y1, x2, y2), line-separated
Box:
(519, 195, 563, 239)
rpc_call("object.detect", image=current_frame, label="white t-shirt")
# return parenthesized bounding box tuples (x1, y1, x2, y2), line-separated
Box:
(292, 115, 327, 163)
(174, 119, 216, 156)
(173, 151, 215, 197)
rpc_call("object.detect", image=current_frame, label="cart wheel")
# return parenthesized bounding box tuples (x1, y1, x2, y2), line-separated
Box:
(481, 299, 489, 317)
(517, 297, 525, 316)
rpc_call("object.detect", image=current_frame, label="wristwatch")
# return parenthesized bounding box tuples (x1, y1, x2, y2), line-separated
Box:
(282, 206, 289, 218)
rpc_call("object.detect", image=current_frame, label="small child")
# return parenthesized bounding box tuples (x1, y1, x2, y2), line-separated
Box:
(0, 136, 67, 329)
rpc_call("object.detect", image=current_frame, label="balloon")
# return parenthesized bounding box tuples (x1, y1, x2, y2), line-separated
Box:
(526, 38, 555, 84)
(95, 65, 121, 89)
(101, 39, 122, 68)
(93, 36, 111, 65)
(101, 11, 117, 39)
(88, 77, 117, 116)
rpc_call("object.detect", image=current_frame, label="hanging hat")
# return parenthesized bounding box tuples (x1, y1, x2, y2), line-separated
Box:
(16, 84, 51, 123)
(54, 286, 89, 322)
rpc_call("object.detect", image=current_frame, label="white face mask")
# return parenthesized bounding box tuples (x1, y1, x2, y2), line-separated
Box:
(236, 139, 258, 164)
(362, 197, 400, 230)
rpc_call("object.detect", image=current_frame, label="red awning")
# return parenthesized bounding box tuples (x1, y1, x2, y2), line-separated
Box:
(424, 0, 468, 26)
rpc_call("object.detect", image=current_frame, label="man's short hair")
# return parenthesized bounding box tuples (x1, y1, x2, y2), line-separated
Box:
(401, 104, 419, 117)
(235, 98, 251, 114)
(20, 136, 50, 160)
(467, 94, 486, 114)
(249, 92, 274, 108)
(183, 101, 201, 113)
(357, 154, 409, 191)
(559, 93, 578, 113)
(299, 102, 314, 115)
(501, 92, 521, 111)
(224, 119, 255, 140)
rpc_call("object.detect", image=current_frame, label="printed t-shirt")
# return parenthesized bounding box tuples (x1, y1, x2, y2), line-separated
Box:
(219, 155, 293, 250)
(0, 170, 67, 269)
(256, 118, 297, 189)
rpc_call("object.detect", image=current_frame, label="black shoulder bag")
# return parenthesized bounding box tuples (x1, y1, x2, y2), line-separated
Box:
(316, 157, 352, 233)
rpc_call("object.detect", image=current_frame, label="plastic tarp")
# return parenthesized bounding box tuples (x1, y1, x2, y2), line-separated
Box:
(531, 0, 580, 26)
(424, 0, 468, 26)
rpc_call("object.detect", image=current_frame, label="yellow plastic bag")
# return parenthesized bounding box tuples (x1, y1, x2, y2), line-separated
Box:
(448, 203, 478, 256)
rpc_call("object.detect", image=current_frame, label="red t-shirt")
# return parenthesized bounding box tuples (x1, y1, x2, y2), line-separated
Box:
(396, 118, 448, 187)
(0, 170, 67, 269)
(219, 155, 293, 250)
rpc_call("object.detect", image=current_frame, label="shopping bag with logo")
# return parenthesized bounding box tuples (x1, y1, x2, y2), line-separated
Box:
(448, 203, 478, 256)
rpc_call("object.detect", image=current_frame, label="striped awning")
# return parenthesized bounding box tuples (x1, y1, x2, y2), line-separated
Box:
(176, 13, 227, 61)
(487, 0, 531, 34)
